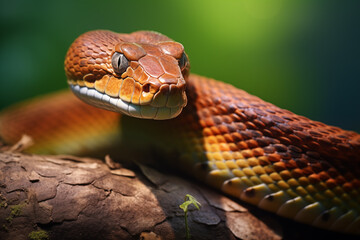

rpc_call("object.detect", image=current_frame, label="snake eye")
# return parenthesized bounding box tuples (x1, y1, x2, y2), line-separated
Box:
(178, 52, 188, 70)
(112, 52, 129, 75)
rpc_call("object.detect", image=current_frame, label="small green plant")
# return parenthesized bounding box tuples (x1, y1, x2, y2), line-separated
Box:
(179, 194, 201, 240)
(28, 230, 49, 240)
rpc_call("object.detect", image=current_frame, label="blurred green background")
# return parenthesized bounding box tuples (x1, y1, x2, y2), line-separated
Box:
(0, 0, 359, 132)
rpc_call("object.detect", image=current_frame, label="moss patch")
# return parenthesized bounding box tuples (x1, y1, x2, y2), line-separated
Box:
(5, 202, 26, 224)
(28, 230, 49, 240)
(0, 194, 7, 208)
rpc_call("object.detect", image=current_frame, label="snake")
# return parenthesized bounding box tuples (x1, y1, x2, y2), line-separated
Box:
(0, 30, 359, 235)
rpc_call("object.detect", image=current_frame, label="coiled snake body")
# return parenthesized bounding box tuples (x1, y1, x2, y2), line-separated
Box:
(0, 30, 359, 235)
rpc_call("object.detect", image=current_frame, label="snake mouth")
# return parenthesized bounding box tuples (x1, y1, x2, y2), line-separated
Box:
(68, 75, 187, 120)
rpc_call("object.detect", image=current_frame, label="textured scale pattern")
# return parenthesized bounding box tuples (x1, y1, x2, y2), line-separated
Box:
(0, 30, 360, 235)
(159, 75, 360, 234)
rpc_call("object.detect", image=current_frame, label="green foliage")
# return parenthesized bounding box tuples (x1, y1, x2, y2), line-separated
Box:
(0, 195, 7, 208)
(5, 202, 26, 224)
(179, 194, 201, 240)
(28, 230, 49, 240)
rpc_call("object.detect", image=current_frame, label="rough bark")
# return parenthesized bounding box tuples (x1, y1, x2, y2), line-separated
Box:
(0, 140, 356, 240)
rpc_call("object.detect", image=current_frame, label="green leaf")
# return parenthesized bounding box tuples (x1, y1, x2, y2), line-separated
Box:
(179, 194, 201, 212)
(179, 201, 192, 212)
(186, 194, 201, 210)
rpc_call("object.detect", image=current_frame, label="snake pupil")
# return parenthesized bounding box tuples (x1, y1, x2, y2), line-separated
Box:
(179, 52, 187, 70)
(112, 52, 129, 75)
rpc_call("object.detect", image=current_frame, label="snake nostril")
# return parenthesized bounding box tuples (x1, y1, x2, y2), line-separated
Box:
(143, 83, 150, 93)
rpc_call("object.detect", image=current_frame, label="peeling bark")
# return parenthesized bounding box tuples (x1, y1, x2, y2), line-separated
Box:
(0, 150, 356, 240)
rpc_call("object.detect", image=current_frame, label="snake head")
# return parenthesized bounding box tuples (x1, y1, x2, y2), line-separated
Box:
(64, 30, 189, 120)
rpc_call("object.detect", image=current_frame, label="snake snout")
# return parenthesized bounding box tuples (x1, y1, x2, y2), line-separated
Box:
(149, 82, 187, 118)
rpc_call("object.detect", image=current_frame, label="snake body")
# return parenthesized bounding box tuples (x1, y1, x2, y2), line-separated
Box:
(0, 30, 359, 235)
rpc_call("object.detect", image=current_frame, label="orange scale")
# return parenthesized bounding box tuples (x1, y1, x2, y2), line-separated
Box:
(218, 125, 229, 134)
(231, 132, 243, 141)
(206, 136, 217, 145)
(225, 160, 238, 169)
(252, 147, 264, 157)
(76, 80, 85, 86)
(247, 139, 259, 148)
(219, 143, 230, 151)
(308, 174, 321, 184)
(223, 134, 234, 143)
(325, 178, 337, 189)
(119, 43, 146, 61)
(260, 174, 273, 184)
(301, 166, 314, 176)
(258, 156, 270, 166)
(160, 55, 182, 77)
(139, 90, 154, 105)
(295, 186, 308, 196)
(199, 120, 207, 128)
(279, 136, 292, 145)
(236, 141, 248, 150)
(121, 67, 134, 79)
(252, 166, 265, 175)
(291, 168, 304, 178)
(247, 157, 259, 167)
(138, 55, 164, 78)
(232, 152, 243, 159)
(139, 72, 150, 84)
(222, 151, 233, 160)
(159, 73, 178, 85)
(213, 152, 224, 161)
(279, 170, 292, 181)
(298, 177, 310, 186)
(105, 77, 122, 97)
(204, 117, 215, 127)
(130, 61, 139, 69)
(210, 126, 221, 135)
(245, 121, 257, 129)
(241, 149, 253, 158)
(222, 115, 232, 124)
(273, 162, 287, 172)
(318, 171, 330, 181)
(269, 172, 282, 181)
(284, 159, 298, 169)
(132, 66, 144, 82)
(209, 144, 220, 152)
(131, 82, 142, 104)
(95, 75, 110, 93)
(120, 77, 135, 102)
(215, 161, 227, 170)
(306, 185, 317, 194)
(268, 153, 281, 162)
(277, 180, 290, 190)
(228, 143, 238, 151)
(263, 165, 275, 174)
(216, 135, 227, 143)
(243, 167, 255, 176)
(202, 128, 212, 136)
(217, 105, 228, 114)
(236, 159, 248, 168)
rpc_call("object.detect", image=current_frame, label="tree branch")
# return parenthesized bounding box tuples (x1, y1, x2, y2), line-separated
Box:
(0, 141, 354, 240)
